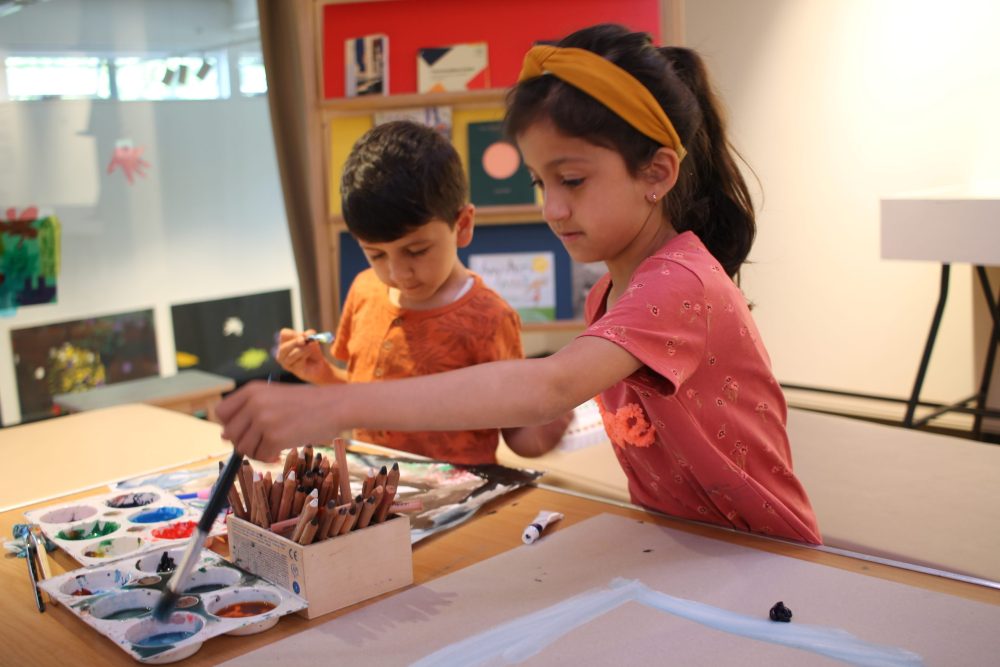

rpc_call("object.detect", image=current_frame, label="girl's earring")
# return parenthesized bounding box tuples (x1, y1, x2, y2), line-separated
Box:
(647, 192, 659, 204)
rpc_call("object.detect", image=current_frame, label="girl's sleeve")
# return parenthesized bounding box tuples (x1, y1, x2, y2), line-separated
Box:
(579, 260, 707, 395)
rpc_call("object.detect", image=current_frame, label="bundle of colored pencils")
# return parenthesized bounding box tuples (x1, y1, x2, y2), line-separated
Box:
(226, 438, 401, 546)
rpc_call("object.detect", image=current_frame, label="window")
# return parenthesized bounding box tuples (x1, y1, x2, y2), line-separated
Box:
(3, 52, 232, 101)
(4, 56, 110, 100)
(115, 54, 229, 101)
(237, 53, 267, 96)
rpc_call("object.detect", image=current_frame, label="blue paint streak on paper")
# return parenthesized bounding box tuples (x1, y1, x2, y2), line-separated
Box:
(411, 578, 924, 667)
(117, 467, 219, 491)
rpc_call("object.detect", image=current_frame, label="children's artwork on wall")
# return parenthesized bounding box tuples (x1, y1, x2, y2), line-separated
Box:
(11, 309, 159, 422)
(0, 207, 61, 316)
(470, 251, 556, 322)
(171, 289, 292, 384)
(106, 139, 150, 184)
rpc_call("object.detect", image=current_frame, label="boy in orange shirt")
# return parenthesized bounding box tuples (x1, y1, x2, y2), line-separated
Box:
(277, 121, 569, 465)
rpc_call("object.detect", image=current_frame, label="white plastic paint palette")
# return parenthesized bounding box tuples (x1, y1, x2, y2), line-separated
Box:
(38, 547, 307, 664)
(24, 485, 207, 567)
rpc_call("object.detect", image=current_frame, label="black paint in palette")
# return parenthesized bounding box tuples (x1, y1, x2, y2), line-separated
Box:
(107, 492, 159, 509)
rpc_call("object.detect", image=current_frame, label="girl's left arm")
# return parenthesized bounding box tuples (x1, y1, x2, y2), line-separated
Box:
(217, 334, 642, 462)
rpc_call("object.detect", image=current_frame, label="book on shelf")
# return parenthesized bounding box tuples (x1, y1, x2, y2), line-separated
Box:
(345, 33, 388, 97)
(373, 106, 453, 139)
(417, 42, 489, 93)
(469, 251, 556, 322)
(467, 120, 535, 207)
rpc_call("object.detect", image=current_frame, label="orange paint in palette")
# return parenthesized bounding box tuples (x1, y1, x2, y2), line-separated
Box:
(214, 600, 278, 618)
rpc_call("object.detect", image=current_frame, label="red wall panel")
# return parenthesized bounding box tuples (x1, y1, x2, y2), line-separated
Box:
(322, 0, 660, 99)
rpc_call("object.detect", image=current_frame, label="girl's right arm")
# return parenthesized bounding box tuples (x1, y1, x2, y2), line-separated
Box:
(219, 334, 643, 462)
(275, 327, 347, 385)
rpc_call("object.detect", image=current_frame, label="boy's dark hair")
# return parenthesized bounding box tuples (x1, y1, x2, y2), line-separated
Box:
(340, 120, 467, 243)
(505, 24, 755, 278)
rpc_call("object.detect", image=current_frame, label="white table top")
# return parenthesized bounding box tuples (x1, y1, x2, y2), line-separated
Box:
(881, 183, 1000, 265)
(0, 404, 230, 512)
(500, 407, 1000, 583)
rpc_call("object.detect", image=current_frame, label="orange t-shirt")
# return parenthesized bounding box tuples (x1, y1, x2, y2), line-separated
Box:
(333, 268, 523, 465)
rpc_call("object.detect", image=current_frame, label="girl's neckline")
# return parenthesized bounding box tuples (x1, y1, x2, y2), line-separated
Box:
(598, 231, 698, 316)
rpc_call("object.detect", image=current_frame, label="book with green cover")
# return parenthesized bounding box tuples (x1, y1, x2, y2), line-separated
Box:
(467, 120, 535, 207)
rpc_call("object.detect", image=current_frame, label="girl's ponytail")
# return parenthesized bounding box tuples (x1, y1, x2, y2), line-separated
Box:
(660, 47, 755, 277)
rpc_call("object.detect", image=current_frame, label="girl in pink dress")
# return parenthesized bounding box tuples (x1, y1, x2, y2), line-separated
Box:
(219, 23, 821, 544)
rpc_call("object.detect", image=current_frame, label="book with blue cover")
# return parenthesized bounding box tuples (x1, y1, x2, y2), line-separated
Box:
(345, 33, 388, 97)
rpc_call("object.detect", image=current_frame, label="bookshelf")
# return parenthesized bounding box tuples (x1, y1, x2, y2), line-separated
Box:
(321, 88, 508, 115)
(314, 0, 666, 333)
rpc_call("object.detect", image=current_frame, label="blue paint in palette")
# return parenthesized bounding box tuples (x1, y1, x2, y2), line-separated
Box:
(130, 507, 185, 524)
(134, 630, 198, 647)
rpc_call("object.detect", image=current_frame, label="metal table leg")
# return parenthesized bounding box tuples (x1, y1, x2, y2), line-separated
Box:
(904, 264, 950, 428)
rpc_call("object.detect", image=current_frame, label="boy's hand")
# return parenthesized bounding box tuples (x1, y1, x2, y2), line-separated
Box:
(502, 411, 574, 458)
(216, 381, 342, 462)
(276, 328, 339, 384)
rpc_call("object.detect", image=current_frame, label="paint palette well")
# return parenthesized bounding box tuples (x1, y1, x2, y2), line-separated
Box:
(39, 547, 307, 663)
(24, 485, 218, 567)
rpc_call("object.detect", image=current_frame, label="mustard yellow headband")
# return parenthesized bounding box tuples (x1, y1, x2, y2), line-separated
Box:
(518, 45, 687, 162)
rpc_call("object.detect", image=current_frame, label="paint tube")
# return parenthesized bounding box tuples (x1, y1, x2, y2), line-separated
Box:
(522, 510, 564, 544)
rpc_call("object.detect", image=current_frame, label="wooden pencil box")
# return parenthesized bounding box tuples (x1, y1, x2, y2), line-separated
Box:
(227, 513, 413, 619)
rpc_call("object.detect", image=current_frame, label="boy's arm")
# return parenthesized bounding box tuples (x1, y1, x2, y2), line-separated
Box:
(218, 334, 642, 462)
(501, 411, 575, 458)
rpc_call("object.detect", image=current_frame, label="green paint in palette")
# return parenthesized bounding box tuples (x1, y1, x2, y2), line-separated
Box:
(103, 606, 152, 621)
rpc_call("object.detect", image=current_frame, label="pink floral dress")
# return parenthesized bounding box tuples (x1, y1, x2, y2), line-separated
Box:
(582, 232, 821, 543)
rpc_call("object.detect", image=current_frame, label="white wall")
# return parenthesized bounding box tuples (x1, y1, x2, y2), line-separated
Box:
(0, 0, 299, 424)
(686, 0, 1000, 404)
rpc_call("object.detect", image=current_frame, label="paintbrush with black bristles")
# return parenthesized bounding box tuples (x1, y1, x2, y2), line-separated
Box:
(152, 449, 243, 622)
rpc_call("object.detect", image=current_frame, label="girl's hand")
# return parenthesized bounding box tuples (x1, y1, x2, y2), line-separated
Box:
(275, 328, 338, 384)
(216, 381, 342, 462)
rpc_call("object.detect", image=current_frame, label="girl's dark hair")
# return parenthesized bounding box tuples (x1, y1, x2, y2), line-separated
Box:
(505, 24, 754, 277)
(341, 120, 466, 242)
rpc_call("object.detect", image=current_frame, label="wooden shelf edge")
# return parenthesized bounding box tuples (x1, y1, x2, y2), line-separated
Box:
(329, 204, 544, 230)
(321, 88, 509, 115)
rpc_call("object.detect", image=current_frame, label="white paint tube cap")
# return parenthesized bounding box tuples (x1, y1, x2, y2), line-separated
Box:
(522, 524, 543, 544)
